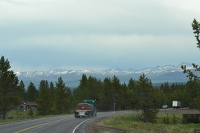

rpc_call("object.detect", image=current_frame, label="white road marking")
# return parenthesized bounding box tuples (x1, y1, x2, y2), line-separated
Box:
(72, 118, 91, 133)
(72, 113, 117, 133)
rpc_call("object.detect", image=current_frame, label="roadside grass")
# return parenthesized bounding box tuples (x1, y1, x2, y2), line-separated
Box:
(0, 110, 37, 123)
(104, 113, 200, 133)
(0, 110, 70, 123)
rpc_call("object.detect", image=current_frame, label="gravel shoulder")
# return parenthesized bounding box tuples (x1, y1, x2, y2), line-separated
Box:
(88, 115, 126, 133)
(88, 108, 200, 133)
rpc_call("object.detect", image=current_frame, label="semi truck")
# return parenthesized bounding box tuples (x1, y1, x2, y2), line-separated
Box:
(75, 100, 97, 118)
(172, 101, 181, 109)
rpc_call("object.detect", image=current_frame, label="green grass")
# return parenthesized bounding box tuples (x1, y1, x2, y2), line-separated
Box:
(0, 110, 39, 123)
(104, 113, 200, 133)
(0, 110, 71, 123)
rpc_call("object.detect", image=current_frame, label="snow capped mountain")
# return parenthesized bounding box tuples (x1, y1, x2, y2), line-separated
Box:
(15, 62, 194, 77)
(15, 62, 195, 88)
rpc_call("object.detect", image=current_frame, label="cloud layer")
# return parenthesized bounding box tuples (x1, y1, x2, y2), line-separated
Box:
(1, 0, 200, 71)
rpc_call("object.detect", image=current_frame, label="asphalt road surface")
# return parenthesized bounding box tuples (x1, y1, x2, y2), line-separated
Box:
(0, 111, 130, 133)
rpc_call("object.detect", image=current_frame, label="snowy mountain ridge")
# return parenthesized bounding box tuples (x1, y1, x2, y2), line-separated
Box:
(15, 62, 193, 77)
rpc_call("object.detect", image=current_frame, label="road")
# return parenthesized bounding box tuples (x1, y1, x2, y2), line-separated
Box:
(0, 111, 130, 133)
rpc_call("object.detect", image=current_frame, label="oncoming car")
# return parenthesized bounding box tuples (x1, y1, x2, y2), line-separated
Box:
(162, 105, 168, 109)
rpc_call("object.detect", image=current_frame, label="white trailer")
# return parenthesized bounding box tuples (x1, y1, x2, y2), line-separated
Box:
(172, 101, 181, 109)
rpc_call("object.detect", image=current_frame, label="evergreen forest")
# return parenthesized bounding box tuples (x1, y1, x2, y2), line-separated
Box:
(2, 66, 200, 117)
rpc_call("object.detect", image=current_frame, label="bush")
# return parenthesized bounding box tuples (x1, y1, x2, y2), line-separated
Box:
(15, 110, 23, 117)
(162, 114, 169, 124)
(140, 109, 159, 123)
(162, 115, 169, 124)
(28, 108, 33, 117)
(172, 114, 177, 124)
(182, 114, 200, 124)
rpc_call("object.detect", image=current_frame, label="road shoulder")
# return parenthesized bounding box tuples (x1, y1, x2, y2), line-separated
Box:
(88, 115, 126, 133)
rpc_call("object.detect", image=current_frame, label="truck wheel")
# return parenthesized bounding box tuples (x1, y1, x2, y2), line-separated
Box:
(75, 114, 80, 118)
(94, 113, 97, 117)
(88, 113, 91, 118)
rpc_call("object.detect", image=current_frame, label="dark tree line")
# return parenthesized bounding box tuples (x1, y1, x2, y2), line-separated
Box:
(19, 74, 200, 110)
(1, 55, 200, 121)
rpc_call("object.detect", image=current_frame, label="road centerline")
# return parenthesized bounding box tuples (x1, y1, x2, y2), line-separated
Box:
(13, 117, 70, 133)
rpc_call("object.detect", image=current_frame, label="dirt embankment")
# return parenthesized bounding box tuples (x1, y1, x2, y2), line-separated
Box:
(88, 115, 126, 133)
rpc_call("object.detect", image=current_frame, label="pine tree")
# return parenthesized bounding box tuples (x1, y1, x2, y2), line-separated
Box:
(74, 74, 88, 102)
(119, 83, 128, 110)
(159, 82, 170, 107)
(19, 80, 26, 101)
(49, 82, 55, 102)
(0, 56, 23, 119)
(127, 78, 137, 110)
(26, 82, 38, 102)
(66, 87, 72, 111)
(37, 80, 53, 115)
(111, 76, 121, 110)
(86, 76, 102, 100)
(128, 78, 136, 90)
(126, 88, 136, 110)
(135, 74, 158, 123)
(54, 77, 68, 114)
(79, 74, 87, 88)
(99, 77, 115, 111)
(184, 81, 200, 108)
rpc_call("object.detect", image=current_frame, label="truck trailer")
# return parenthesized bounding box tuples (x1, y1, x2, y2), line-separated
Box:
(172, 101, 181, 109)
(75, 100, 97, 118)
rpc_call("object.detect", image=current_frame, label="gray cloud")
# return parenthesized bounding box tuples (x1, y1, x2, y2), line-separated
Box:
(1, 0, 200, 71)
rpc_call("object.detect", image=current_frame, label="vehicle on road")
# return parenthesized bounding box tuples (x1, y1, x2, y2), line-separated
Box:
(75, 100, 97, 118)
(172, 101, 181, 109)
(162, 105, 168, 109)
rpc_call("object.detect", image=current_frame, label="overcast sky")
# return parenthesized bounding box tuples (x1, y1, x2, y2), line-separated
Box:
(1, 0, 200, 71)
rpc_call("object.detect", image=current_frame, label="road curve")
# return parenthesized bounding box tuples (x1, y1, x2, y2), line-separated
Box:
(0, 111, 130, 133)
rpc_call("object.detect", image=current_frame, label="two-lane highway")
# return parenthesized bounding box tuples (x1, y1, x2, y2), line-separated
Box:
(0, 111, 130, 133)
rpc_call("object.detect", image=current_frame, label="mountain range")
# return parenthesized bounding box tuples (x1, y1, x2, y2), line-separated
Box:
(15, 62, 194, 88)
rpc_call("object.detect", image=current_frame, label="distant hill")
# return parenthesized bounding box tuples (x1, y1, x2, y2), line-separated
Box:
(15, 62, 193, 89)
